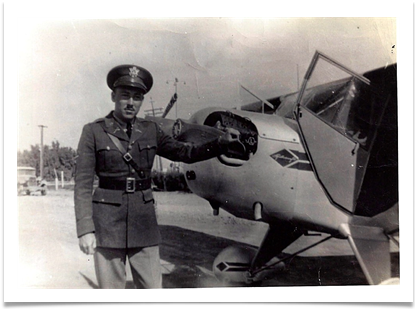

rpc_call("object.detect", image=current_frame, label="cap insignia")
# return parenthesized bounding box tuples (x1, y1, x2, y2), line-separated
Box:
(129, 66, 140, 78)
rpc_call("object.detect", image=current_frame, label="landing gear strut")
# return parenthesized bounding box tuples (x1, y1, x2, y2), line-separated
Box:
(212, 223, 334, 285)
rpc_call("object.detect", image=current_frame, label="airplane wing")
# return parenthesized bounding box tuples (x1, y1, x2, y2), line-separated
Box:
(241, 95, 281, 114)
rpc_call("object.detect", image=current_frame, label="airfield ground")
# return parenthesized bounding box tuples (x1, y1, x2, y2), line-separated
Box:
(17, 189, 399, 289)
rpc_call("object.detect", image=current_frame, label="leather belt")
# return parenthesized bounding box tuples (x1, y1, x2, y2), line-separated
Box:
(99, 177, 151, 192)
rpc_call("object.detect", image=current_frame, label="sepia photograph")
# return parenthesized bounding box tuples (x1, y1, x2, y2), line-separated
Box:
(5, 0, 414, 304)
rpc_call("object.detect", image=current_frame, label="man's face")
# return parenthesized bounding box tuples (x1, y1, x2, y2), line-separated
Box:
(112, 86, 144, 122)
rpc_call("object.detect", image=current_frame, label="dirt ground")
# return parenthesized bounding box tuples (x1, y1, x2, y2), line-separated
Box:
(17, 189, 399, 289)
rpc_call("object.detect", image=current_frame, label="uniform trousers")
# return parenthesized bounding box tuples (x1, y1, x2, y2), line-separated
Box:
(94, 245, 162, 289)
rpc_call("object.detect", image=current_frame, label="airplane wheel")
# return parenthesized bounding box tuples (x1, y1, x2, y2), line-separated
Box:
(212, 245, 257, 285)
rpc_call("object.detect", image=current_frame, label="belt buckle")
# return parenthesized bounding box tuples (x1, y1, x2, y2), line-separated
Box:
(126, 177, 136, 193)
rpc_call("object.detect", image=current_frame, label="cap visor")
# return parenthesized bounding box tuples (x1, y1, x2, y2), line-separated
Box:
(113, 76, 147, 92)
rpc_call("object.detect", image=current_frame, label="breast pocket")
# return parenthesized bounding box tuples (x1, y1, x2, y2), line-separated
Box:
(135, 138, 157, 168)
(96, 145, 124, 172)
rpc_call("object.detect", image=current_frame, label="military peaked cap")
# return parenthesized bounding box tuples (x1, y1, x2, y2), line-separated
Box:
(107, 64, 153, 93)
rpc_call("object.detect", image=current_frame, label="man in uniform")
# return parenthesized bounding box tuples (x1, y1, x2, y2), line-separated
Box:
(74, 64, 238, 289)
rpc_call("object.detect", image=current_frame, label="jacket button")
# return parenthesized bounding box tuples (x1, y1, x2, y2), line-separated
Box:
(128, 145, 132, 150)
(131, 169, 136, 173)
(147, 145, 150, 148)
(139, 171, 145, 178)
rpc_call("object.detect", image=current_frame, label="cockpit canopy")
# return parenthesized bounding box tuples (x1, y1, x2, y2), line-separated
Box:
(278, 68, 387, 152)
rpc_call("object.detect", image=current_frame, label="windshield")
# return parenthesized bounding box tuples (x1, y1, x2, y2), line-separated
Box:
(275, 91, 299, 119)
(297, 57, 384, 150)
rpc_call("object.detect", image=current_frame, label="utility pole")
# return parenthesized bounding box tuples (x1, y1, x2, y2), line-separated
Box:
(144, 96, 164, 117)
(144, 97, 166, 191)
(38, 125, 47, 179)
(144, 97, 163, 172)
(149, 96, 156, 116)
(166, 77, 185, 118)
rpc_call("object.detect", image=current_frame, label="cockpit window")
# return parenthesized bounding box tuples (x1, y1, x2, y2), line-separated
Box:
(275, 91, 299, 119)
(298, 58, 384, 150)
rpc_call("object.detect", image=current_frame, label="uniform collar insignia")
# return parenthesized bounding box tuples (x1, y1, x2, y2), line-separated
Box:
(101, 112, 130, 141)
(129, 66, 140, 78)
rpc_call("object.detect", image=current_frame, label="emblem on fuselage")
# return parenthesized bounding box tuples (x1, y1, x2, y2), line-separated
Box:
(270, 149, 312, 171)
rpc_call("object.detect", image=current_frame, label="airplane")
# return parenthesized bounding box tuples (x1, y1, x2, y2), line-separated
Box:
(146, 51, 399, 285)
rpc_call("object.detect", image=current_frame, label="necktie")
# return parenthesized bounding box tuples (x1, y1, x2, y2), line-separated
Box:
(126, 122, 132, 138)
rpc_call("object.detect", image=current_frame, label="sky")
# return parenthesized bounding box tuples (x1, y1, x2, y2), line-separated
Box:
(15, 14, 399, 151)
(5, 1, 415, 303)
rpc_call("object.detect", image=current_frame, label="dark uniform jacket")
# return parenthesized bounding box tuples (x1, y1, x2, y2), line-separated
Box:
(74, 111, 224, 248)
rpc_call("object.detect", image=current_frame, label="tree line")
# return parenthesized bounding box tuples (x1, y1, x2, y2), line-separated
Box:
(17, 141, 190, 192)
(17, 141, 77, 181)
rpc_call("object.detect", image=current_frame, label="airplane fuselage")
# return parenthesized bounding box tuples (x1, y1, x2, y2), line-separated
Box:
(182, 107, 351, 237)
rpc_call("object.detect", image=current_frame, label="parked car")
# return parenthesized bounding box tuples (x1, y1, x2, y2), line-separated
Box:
(17, 166, 47, 195)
